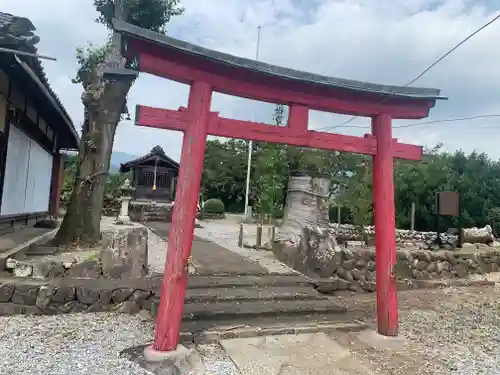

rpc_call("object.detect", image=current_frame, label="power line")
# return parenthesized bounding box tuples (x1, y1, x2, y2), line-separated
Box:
(318, 12, 500, 132)
(394, 114, 500, 129)
(329, 114, 500, 130)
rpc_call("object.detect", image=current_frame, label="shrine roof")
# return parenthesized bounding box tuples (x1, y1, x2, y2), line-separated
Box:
(113, 19, 446, 102)
(120, 145, 179, 173)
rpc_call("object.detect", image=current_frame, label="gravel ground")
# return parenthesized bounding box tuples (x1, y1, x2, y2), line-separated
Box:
(0, 313, 241, 375)
(335, 284, 500, 375)
(194, 219, 296, 274)
(0, 313, 156, 375)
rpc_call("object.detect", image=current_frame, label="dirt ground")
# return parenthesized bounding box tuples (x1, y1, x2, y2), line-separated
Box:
(330, 284, 500, 375)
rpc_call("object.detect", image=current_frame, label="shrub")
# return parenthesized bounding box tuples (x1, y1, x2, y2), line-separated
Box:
(203, 198, 225, 215)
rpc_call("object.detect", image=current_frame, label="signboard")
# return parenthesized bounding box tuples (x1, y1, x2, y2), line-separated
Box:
(437, 191, 460, 217)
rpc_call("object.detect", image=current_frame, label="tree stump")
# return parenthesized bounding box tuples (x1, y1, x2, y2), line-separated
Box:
(278, 172, 331, 242)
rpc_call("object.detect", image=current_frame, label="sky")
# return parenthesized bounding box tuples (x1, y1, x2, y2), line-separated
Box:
(1, 0, 500, 162)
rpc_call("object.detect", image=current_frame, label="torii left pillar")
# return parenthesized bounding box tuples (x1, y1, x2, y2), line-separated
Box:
(151, 81, 212, 352)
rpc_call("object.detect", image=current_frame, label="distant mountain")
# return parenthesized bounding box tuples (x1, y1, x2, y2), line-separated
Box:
(110, 151, 138, 173)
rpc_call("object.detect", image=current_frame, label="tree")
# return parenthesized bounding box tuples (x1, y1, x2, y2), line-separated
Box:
(253, 105, 288, 220)
(54, 0, 184, 245)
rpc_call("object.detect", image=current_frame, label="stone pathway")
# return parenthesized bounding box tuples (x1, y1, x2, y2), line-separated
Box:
(221, 333, 375, 375)
(145, 222, 269, 275)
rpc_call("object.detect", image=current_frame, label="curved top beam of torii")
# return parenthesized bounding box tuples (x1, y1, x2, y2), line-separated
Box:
(112, 19, 446, 119)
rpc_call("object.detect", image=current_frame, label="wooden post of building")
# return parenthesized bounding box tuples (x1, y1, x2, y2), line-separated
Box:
(152, 82, 212, 352)
(48, 152, 63, 217)
(371, 114, 398, 337)
(337, 205, 341, 224)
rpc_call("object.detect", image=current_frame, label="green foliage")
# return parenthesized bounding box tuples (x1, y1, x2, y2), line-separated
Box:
(60, 152, 131, 206)
(486, 207, 500, 236)
(201, 104, 500, 230)
(93, 0, 184, 32)
(203, 198, 225, 215)
(72, 42, 112, 87)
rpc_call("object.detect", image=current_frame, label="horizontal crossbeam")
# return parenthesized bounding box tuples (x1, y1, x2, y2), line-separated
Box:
(135, 105, 422, 160)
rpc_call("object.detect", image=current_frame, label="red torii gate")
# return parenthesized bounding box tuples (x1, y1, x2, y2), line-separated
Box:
(112, 20, 445, 354)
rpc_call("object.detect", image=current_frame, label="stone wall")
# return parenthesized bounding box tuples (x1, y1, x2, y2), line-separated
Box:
(330, 224, 458, 247)
(0, 276, 161, 316)
(6, 221, 149, 279)
(273, 226, 500, 294)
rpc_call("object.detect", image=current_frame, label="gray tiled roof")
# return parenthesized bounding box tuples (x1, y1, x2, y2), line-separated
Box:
(113, 19, 446, 101)
(0, 12, 77, 146)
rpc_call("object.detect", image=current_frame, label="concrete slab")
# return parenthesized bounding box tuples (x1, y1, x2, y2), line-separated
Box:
(220, 333, 375, 375)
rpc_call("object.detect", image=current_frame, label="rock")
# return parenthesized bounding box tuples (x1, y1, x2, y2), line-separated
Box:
(116, 301, 141, 314)
(426, 262, 437, 273)
(112, 288, 134, 303)
(366, 260, 376, 272)
(419, 271, 431, 280)
(6, 259, 35, 277)
(491, 263, 499, 272)
(396, 250, 413, 263)
(336, 278, 349, 290)
(441, 270, 454, 278)
(32, 259, 64, 279)
(100, 226, 148, 279)
(61, 300, 88, 313)
(0, 284, 14, 302)
(360, 280, 376, 292)
(315, 278, 338, 294)
(416, 261, 429, 271)
(51, 286, 75, 303)
(76, 287, 100, 305)
(343, 249, 354, 260)
(0, 303, 41, 315)
(355, 249, 372, 261)
(355, 259, 367, 268)
(394, 262, 413, 279)
(454, 264, 469, 278)
(342, 259, 356, 271)
(337, 268, 354, 282)
(67, 261, 102, 279)
(11, 285, 39, 305)
(366, 271, 375, 282)
(130, 290, 151, 305)
(445, 251, 457, 265)
(347, 282, 362, 292)
(36, 285, 56, 310)
(351, 269, 366, 281)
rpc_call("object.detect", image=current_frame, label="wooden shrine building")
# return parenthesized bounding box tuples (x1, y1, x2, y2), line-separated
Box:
(119, 146, 179, 202)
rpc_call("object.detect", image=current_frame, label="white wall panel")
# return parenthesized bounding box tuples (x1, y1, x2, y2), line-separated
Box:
(0, 124, 53, 216)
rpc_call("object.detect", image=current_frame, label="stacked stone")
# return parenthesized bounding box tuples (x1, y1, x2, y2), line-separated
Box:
(302, 226, 500, 293)
(328, 223, 458, 247)
(0, 283, 153, 315)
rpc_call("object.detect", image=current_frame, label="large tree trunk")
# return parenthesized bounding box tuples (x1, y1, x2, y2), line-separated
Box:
(278, 172, 330, 242)
(54, 17, 132, 245)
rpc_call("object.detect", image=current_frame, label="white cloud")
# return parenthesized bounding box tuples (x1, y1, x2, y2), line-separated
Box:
(1, 0, 500, 161)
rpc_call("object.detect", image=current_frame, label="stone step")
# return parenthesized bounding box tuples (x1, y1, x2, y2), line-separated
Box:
(179, 298, 347, 321)
(185, 285, 327, 303)
(187, 275, 311, 289)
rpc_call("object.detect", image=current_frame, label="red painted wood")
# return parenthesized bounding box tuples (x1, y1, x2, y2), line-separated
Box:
(48, 152, 63, 216)
(136, 105, 422, 160)
(132, 45, 433, 119)
(152, 81, 212, 352)
(287, 105, 308, 133)
(371, 114, 399, 336)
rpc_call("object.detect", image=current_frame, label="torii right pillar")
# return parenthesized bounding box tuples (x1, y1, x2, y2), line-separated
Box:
(372, 113, 398, 336)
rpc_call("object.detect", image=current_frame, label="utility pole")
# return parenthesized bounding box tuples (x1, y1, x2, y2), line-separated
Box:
(244, 26, 262, 221)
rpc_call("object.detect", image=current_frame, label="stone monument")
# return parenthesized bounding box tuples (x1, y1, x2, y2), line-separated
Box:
(116, 179, 135, 225)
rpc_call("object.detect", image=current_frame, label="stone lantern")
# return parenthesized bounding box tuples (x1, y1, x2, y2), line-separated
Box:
(116, 178, 135, 225)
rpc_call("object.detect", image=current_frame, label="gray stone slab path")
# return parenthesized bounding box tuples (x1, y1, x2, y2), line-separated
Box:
(145, 222, 269, 275)
(221, 333, 375, 375)
(0, 227, 53, 255)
